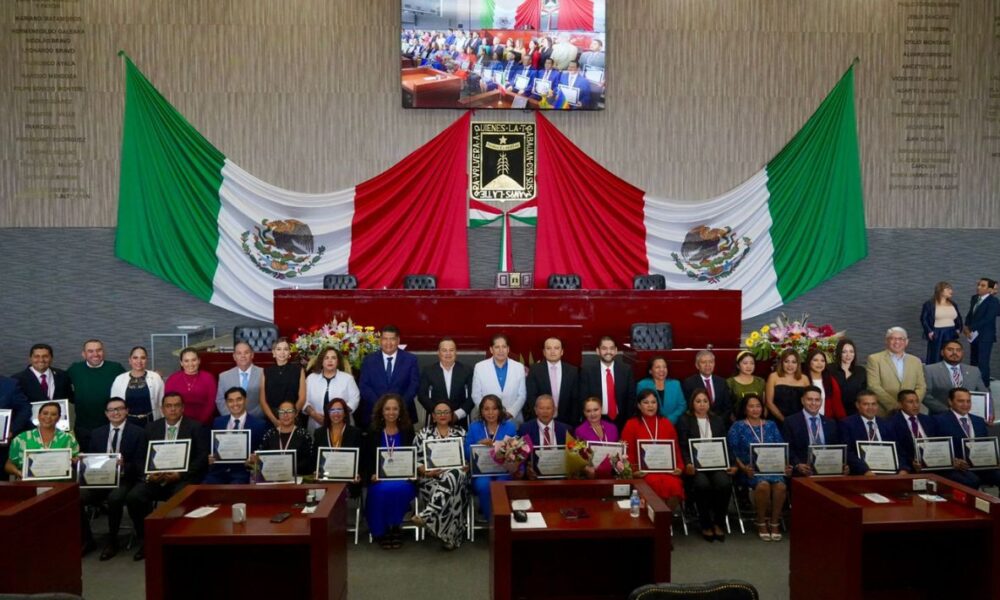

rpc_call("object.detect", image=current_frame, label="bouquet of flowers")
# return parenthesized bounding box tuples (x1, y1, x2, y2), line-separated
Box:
(291, 317, 379, 372)
(611, 452, 633, 479)
(491, 435, 532, 475)
(564, 434, 593, 479)
(744, 313, 843, 363)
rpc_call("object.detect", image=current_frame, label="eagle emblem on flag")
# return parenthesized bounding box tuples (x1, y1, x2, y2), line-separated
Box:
(671, 225, 752, 284)
(240, 218, 326, 280)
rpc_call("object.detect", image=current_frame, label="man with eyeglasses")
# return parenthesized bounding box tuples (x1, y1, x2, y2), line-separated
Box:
(80, 397, 148, 560)
(126, 391, 208, 560)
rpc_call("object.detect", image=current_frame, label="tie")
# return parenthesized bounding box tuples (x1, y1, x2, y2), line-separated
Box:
(704, 378, 714, 404)
(543, 425, 553, 446)
(110, 427, 120, 453)
(975, 296, 984, 312)
(960, 417, 971, 438)
(550, 363, 560, 405)
(385, 356, 394, 381)
(867, 420, 876, 441)
(167, 425, 178, 441)
(809, 417, 820, 444)
(240, 371, 249, 390)
(605, 368, 618, 420)
(951, 365, 962, 387)
(909, 416, 921, 439)
(233, 418, 241, 430)
(39, 373, 49, 398)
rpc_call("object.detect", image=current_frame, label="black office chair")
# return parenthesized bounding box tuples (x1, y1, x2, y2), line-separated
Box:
(403, 274, 437, 289)
(322, 274, 358, 289)
(630, 323, 674, 351)
(233, 325, 279, 352)
(547, 273, 581, 290)
(633, 274, 667, 290)
(629, 580, 759, 600)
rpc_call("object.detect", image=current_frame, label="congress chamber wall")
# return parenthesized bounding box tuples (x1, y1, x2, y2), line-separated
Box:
(1, 0, 998, 373)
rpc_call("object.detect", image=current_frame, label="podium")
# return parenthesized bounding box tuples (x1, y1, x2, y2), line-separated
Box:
(490, 480, 671, 600)
(790, 474, 1000, 600)
(144, 484, 348, 600)
(0, 482, 81, 595)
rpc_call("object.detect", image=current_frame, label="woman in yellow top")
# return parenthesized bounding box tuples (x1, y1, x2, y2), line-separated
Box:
(5, 401, 79, 479)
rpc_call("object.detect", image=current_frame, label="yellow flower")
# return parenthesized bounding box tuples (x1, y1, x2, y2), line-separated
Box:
(750, 331, 760, 339)
(761, 325, 770, 333)
(746, 339, 756, 347)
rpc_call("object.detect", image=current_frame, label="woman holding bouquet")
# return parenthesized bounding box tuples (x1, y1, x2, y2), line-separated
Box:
(362, 394, 416, 550)
(574, 396, 620, 478)
(465, 394, 517, 520)
(413, 402, 469, 550)
(620, 390, 684, 510)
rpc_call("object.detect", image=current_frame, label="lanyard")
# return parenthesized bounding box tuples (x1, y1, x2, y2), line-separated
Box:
(277, 428, 294, 451)
(641, 417, 659, 440)
(746, 420, 764, 444)
(590, 422, 607, 442)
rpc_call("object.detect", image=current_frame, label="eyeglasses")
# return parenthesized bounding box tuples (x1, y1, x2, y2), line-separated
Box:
(328, 408, 345, 414)
(105, 407, 126, 413)
(277, 409, 296, 415)
(433, 410, 452, 416)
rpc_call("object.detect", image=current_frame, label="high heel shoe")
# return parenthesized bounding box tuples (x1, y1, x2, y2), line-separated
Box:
(769, 522, 782, 541)
(756, 521, 772, 541)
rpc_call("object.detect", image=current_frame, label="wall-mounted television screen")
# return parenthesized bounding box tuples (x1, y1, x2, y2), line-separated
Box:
(401, 0, 606, 110)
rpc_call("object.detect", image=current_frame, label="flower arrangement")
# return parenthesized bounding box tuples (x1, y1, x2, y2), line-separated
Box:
(491, 435, 532, 474)
(564, 435, 593, 478)
(744, 314, 842, 362)
(612, 452, 633, 479)
(291, 317, 379, 372)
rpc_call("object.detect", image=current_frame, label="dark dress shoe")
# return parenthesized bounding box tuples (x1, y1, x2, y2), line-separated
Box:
(133, 547, 145, 561)
(99, 543, 119, 561)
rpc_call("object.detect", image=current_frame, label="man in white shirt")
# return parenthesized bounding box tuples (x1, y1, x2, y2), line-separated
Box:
(12, 343, 73, 403)
(472, 334, 527, 424)
(866, 327, 927, 415)
(580, 336, 637, 429)
(517, 395, 571, 449)
(681, 350, 733, 424)
(525, 337, 580, 424)
(418, 337, 473, 426)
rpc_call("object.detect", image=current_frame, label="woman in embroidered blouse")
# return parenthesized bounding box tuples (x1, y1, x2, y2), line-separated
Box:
(5, 401, 79, 479)
(412, 402, 469, 550)
(465, 394, 517, 521)
(574, 396, 620, 478)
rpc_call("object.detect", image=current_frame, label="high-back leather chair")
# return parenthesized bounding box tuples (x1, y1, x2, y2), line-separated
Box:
(633, 274, 667, 290)
(403, 274, 437, 289)
(630, 322, 674, 350)
(233, 325, 279, 352)
(547, 273, 582, 290)
(322, 274, 358, 289)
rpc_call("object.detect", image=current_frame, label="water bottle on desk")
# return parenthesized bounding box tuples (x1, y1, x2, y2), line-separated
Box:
(630, 489, 640, 518)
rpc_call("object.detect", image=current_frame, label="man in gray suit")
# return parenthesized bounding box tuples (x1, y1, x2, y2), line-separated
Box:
(924, 339, 989, 415)
(215, 341, 264, 419)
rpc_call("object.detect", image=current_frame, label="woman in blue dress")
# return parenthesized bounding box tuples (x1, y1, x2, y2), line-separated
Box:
(363, 393, 417, 550)
(726, 393, 791, 542)
(464, 394, 517, 521)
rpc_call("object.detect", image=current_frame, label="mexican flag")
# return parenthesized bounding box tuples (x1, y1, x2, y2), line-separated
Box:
(115, 55, 470, 322)
(533, 65, 866, 319)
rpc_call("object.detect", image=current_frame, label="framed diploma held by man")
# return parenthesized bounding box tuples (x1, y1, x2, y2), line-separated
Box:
(637, 440, 675, 472)
(689, 438, 730, 471)
(145, 439, 191, 474)
(316, 447, 359, 482)
(963, 437, 1000, 470)
(255, 450, 296, 484)
(856, 441, 899, 474)
(808, 444, 846, 476)
(211, 429, 251, 464)
(377, 446, 417, 480)
(532, 78, 551, 96)
(969, 392, 993, 422)
(589, 441, 627, 471)
(558, 84, 579, 106)
(915, 437, 954, 471)
(31, 399, 70, 432)
(422, 437, 465, 469)
(751, 443, 788, 475)
(0, 408, 11, 444)
(22, 447, 73, 481)
(533, 445, 567, 479)
(470, 445, 507, 477)
(514, 74, 530, 93)
(78, 453, 120, 488)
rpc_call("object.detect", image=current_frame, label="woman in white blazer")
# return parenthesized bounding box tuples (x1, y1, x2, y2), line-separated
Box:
(109, 346, 165, 425)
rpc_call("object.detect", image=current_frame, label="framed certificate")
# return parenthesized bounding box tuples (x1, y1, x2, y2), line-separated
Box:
(689, 438, 730, 471)
(511, 95, 529, 109)
(532, 78, 551, 96)
(0, 409, 11, 445)
(856, 441, 899, 474)
(963, 437, 1000, 470)
(750, 443, 789, 475)
(211, 429, 251, 464)
(514, 74, 530, 92)
(377, 446, 417, 480)
(915, 437, 954, 471)
(316, 447, 359, 482)
(22, 447, 73, 481)
(969, 392, 993, 422)
(589, 441, 627, 470)
(470, 445, 507, 477)
(637, 440, 675, 472)
(423, 437, 465, 469)
(558, 84, 580, 106)
(78, 453, 121, 488)
(145, 439, 191, 474)
(533, 446, 567, 479)
(31, 399, 70, 432)
(482, 70, 494, 83)
(255, 450, 296, 484)
(473, 62, 483, 75)
(584, 67, 604, 83)
(808, 445, 846, 476)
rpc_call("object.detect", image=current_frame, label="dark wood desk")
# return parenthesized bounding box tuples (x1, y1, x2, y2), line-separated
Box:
(144, 484, 347, 600)
(459, 89, 541, 110)
(0, 482, 81, 595)
(791, 474, 1000, 600)
(401, 67, 463, 108)
(491, 480, 671, 600)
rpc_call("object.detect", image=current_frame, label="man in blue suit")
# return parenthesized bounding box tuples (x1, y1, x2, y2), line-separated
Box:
(840, 390, 901, 475)
(934, 387, 1000, 488)
(783, 386, 848, 476)
(359, 325, 419, 429)
(80, 397, 149, 560)
(531, 57, 561, 102)
(963, 278, 999, 386)
(889, 389, 937, 472)
(0, 374, 31, 481)
(204, 387, 266, 484)
(555, 60, 591, 109)
(503, 54, 535, 96)
(518, 396, 571, 478)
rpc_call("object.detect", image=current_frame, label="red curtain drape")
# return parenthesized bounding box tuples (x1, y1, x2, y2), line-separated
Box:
(350, 112, 471, 288)
(533, 113, 648, 288)
(556, 0, 594, 31)
(515, 0, 541, 30)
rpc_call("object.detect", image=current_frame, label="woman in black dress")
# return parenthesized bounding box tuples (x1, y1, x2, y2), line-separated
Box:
(827, 338, 866, 415)
(259, 337, 305, 428)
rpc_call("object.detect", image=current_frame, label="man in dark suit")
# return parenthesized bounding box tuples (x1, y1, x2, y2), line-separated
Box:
(417, 337, 473, 427)
(531, 57, 560, 101)
(784, 386, 847, 476)
(80, 397, 149, 560)
(11, 343, 74, 403)
(580, 336, 636, 430)
(839, 390, 901, 475)
(525, 337, 580, 424)
(359, 325, 420, 428)
(934, 387, 1000, 489)
(517, 395, 572, 447)
(923, 340, 989, 414)
(204, 387, 266, 485)
(682, 350, 734, 425)
(555, 60, 591, 108)
(0, 375, 31, 481)
(890, 389, 937, 472)
(963, 278, 999, 386)
(126, 391, 208, 560)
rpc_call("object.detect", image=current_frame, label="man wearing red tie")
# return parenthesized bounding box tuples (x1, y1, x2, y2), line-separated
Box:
(682, 350, 734, 426)
(580, 336, 635, 430)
